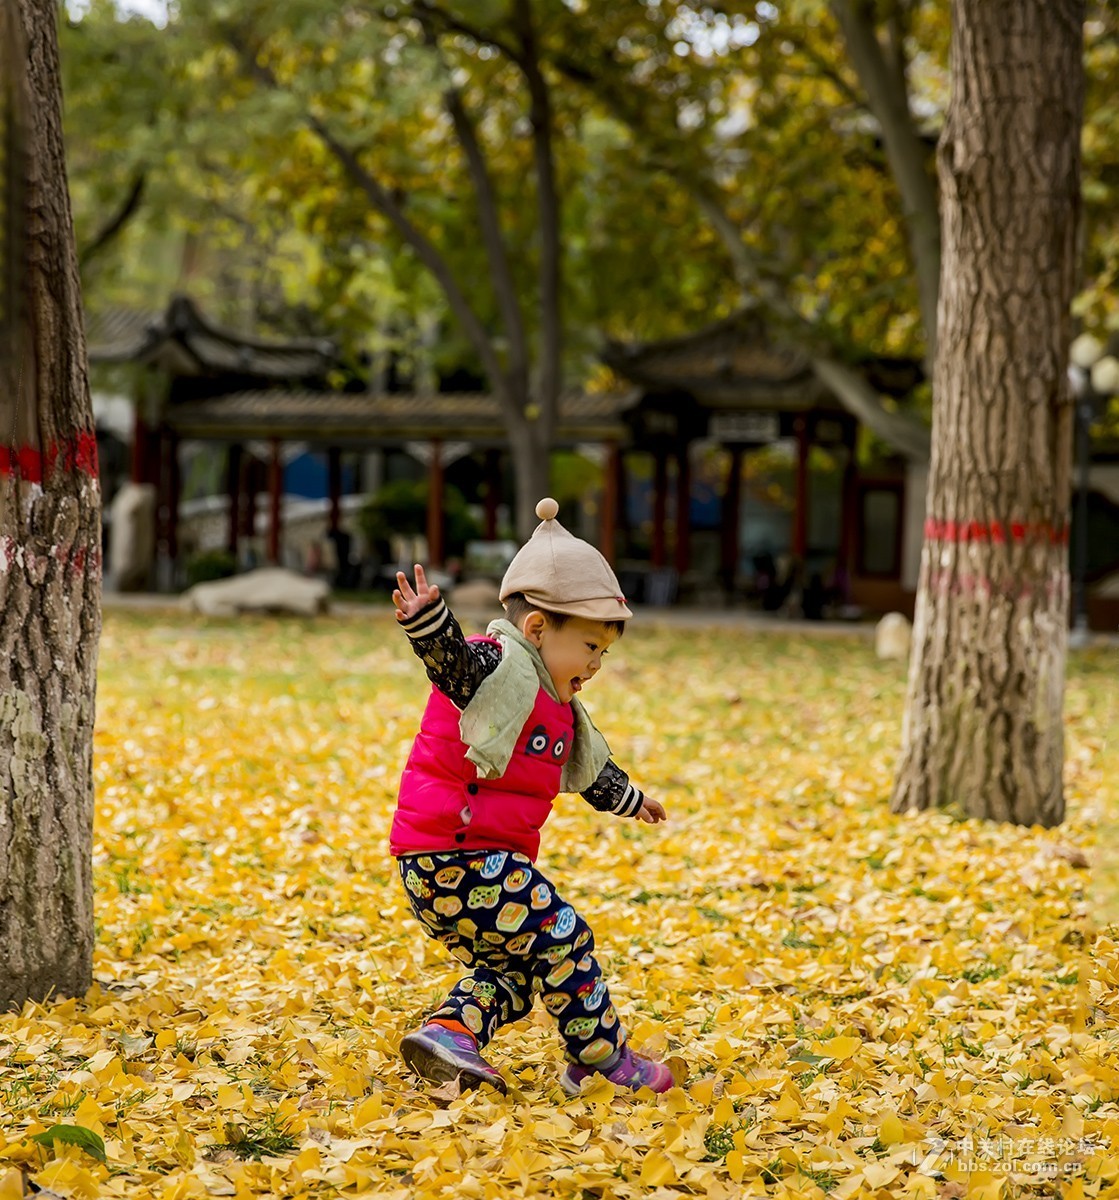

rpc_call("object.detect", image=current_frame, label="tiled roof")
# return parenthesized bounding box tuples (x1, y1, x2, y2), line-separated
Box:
(605, 307, 922, 403)
(165, 389, 634, 443)
(85, 296, 339, 381)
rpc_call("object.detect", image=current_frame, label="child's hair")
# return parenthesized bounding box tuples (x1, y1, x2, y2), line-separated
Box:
(503, 592, 625, 638)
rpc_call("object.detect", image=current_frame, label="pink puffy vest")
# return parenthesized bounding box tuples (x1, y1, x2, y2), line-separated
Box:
(391, 636, 574, 862)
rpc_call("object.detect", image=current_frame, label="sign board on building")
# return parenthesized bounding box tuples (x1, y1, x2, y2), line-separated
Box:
(710, 412, 781, 443)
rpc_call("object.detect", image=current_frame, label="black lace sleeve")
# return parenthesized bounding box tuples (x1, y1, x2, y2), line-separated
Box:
(397, 598, 502, 709)
(581, 759, 645, 818)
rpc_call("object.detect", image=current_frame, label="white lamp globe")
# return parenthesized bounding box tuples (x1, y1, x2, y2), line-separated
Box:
(1090, 355, 1119, 397)
(1071, 333, 1105, 369)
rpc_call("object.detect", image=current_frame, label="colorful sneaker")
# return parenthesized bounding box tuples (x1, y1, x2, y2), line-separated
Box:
(400, 1024, 508, 1095)
(560, 1045, 675, 1097)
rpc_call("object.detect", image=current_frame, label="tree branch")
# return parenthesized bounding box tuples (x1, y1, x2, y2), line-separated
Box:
(512, 0, 562, 432)
(414, 8, 530, 396)
(394, 1, 523, 67)
(829, 0, 940, 361)
(78, 171, 146, 268)
(811, 355, 930, 461)
(225, 29, 515, 413)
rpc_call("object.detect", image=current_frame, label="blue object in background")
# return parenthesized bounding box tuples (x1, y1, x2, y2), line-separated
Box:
(284, 451, 356, 500)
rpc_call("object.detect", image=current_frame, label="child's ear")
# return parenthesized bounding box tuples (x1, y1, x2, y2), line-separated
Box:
(522, 611, 546, 645)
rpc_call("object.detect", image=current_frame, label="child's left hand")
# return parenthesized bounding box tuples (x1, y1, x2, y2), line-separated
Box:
(637, 797, 667, 824)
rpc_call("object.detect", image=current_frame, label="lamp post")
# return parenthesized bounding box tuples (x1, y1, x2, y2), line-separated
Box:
(1068, 335, 1119, 646)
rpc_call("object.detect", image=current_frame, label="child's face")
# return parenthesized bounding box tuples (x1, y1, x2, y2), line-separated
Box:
(524, 615, 619, 704)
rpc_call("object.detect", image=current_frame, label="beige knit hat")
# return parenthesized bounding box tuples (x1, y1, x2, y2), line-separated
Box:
(500, 498, 633, 621)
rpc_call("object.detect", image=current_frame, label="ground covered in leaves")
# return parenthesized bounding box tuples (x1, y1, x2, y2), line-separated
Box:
(1, 609, 1117, 1199)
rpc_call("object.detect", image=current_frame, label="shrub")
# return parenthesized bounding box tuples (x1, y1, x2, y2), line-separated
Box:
(185, 548, 238, 586)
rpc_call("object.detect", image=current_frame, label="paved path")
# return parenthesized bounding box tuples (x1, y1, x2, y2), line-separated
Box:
(100, 590, 1119, 645)
(100, 590, 873, 635)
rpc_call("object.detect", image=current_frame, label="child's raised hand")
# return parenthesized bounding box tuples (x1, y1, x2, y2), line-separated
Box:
(393, 564, 440, 622)
(637, 796, 667, 824)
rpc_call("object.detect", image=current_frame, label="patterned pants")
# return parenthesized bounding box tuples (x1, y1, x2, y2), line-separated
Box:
(398, 850, 626, 1066)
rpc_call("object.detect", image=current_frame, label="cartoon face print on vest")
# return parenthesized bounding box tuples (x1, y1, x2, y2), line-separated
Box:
(524, 723, 570, 762)
(525, 723, 551, 755)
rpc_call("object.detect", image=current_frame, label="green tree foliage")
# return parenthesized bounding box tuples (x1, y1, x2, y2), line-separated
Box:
(62, 2, 1117, 433)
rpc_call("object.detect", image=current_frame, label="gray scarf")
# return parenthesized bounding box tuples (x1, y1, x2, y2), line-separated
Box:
(458, 618, 611, 792)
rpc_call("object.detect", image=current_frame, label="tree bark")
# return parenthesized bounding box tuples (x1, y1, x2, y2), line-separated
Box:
(507, 416, 552, 540)
(891, 0, 1083, 827)
(0, 0, 100, 1008)
(514, 0, 563, 453)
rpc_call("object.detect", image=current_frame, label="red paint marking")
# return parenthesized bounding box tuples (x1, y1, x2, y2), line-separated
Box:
(0, 431, 100, 482)
(928, 569, 1065, 601)
(925, 518, 1068, 546)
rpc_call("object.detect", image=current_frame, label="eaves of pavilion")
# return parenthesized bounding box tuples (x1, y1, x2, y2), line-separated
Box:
(603, 307, 923, 606)
(87, 295, 635, 568)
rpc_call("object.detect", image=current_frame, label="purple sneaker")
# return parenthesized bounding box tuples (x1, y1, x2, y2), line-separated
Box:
(400, 1023, 508, 1094)
(560, 1045, 676, 1097)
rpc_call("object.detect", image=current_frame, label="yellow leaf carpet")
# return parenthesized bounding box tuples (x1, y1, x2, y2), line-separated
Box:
(0, 611, 1116, 1199)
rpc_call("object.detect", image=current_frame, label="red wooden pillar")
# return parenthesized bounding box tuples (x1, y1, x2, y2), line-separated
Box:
(674, 444, 691, 577)
(721, 446, 744, 589)
(483, 449, 501, 539)
(240, 454, 257, 541)
(130, 409, 149, 484)
(600, 443, 619, 566)
(651, 449, 669, 569)
(836, 422, 858, 597)
(226, 443, 242, 557)
(793, 415, 810, 561)
(427, 439, 445, 568)
(165, 429, 181, 563)
(327, 446, 342, 535)
(267, 438, 283, 564)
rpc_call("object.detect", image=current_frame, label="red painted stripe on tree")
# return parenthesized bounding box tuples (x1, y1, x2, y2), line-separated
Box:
(0, 536, 102, 576)
(924, 518, 1069, 546)
(0, 431, 100, 482)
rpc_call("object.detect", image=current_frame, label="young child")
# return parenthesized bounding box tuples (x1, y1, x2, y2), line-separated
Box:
(390, 498, 674, 1097)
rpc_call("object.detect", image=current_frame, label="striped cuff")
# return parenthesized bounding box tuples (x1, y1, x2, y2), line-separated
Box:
(399, 598, 452, 640)
(614, 783, 645, 819)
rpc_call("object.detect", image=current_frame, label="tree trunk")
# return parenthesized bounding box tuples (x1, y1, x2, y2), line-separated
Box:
(891, 1, 1083, 827)
(507, 412, 552, 541)
(0, 0, 100, 1008)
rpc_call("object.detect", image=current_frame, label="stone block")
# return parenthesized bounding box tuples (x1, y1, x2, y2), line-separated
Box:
(875, 612, 912, 660)
(183, 567, 330, 617)
(108, 482, 157, 592)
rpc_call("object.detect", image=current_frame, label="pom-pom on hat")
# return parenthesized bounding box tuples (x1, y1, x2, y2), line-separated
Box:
(500, 498, 633, 621)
